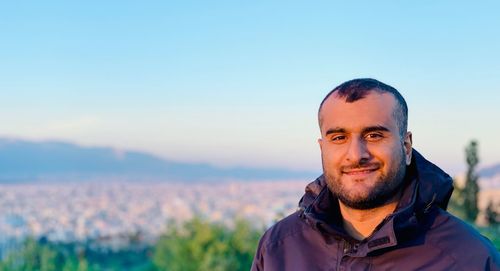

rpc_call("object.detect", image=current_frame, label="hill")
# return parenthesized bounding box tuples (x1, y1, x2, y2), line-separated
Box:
(0, 138, 317, 182)
(479, 163, 500, 189)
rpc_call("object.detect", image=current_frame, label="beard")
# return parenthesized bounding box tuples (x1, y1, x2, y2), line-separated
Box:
(323, 148, 407, 210)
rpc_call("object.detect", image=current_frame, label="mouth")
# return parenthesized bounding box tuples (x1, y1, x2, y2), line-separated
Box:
(342, 167, 379, 176)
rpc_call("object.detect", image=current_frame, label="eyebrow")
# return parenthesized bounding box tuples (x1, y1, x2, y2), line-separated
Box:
(362, 125, 390, 134)
(325, 127, 346, 136)
(324, 125, 390, 136)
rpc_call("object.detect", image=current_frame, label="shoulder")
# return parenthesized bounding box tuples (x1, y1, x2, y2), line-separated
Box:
(426, 208, 500, 267)
(251, 211, 312, 271)
(258, 210, 312, 251)
(251, 210, 332, 271)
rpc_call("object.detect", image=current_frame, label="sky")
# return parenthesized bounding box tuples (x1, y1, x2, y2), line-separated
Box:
(1, 1, 499, 176)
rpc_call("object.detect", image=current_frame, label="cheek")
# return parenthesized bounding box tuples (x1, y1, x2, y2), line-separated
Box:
(321, 146, 342, 165)
(377, 145, 404, 165)
(361, 145, 396, 168)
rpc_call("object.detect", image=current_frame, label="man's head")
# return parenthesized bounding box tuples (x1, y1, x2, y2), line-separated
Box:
(318, 78, 413, 210)
(319, 78, 408, 137)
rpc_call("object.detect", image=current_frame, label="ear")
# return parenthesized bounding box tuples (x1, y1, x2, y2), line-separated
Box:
(318, 138, 324, 151)
(403, 131, 413, 165)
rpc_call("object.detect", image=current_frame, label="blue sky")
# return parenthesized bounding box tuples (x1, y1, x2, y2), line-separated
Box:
(1, 1, 499, 175)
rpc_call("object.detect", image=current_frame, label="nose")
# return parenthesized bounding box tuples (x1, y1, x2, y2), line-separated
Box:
(345, 137, 370, 164)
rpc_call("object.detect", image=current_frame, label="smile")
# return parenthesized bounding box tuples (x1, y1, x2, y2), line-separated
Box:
(342, 167, 379, 175)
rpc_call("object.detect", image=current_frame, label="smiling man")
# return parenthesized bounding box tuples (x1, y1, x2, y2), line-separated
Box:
(251, 78, 500, 270)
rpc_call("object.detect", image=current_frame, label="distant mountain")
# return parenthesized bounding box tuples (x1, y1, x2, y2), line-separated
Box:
(478, 163, 500, 189)
(479, 164, 500, 178)
(0, 138, 318, 182)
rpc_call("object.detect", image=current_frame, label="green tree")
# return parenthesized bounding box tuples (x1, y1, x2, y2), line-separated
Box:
(0, 237, 58, 271)
(153, 217, 261, 271)
(0, 219, 262, 270)
(448, 180, 466, 220)
(485, 200, 499, 226)
(0, 237, 99, 271)
(463, 140, 480, 222)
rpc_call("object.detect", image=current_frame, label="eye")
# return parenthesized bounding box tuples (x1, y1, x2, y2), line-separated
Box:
(330, 135, 347, 143)
(365, 133, 384, 142)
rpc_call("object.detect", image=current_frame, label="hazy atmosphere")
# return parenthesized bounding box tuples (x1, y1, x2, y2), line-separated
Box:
(1, 2, 500, 175)
(1, 2, 500, 270)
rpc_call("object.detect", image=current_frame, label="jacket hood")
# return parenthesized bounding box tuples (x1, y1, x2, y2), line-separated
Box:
(411, 149, 454, 211)
(299, 149, 454, 213)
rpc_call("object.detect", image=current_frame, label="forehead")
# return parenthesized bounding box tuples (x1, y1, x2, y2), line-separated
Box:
(319, 92, 398, 133)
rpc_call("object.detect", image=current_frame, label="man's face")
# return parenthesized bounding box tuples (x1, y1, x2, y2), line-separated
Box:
(318, 92, 412, 210)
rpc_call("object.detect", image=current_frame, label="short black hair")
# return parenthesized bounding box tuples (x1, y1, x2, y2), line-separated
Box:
(318, 78, 408, 137)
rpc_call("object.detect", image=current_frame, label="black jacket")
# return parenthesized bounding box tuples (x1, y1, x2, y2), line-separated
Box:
(251, 150, 500, 270)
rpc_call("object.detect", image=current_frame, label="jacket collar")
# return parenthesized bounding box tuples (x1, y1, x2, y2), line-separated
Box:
(299, 149, 454, 254)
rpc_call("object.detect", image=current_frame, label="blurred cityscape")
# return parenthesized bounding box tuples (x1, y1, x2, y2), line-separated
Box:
(2, 177, 499, 256)
(0, 180, 305, 256)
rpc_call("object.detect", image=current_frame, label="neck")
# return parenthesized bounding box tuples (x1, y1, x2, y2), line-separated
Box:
(339, 195, 401, 240)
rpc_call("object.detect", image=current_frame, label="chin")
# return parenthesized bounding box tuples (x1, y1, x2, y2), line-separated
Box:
(344, 190, 373, 203)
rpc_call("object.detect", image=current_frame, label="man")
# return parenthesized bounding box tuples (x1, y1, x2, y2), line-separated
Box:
(251, 78, 500, 270)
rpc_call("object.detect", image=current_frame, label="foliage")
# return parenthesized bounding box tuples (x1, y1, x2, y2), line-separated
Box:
(152, 217, 261, 271)
(448, 140, 500, 251)
(0, 237, 154, 271)
(485, 201, 500, 226)
(448, 185, 467, 221)
(0, 237, 86, 271)
(463, 140, 480, 222)
(0, 217, 262, 271)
